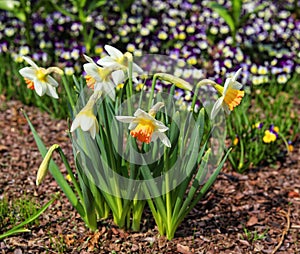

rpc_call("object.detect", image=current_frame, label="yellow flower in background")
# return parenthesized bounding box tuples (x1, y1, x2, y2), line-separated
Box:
(233, 136, 239, 146)
(70, 91, 102, 139)
(273, 126, 279, 133)
(19, 56, 63, 99)
(263, 130, 277, 143)
(288, 141, 294, 152)
(116, 102, 171, 147)
(211, 68, 245, 119)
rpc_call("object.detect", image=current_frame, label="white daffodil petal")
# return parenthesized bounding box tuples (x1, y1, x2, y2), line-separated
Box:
(133, 109, 147, 117)
(112, 70, 126, 85)
(233, 68, 242, 81)
(223, 78, 231, 94)
(128, 122, 138, 130)
(102, 80, 116, 100)
(231, 81, 243, 90)
(156, 132, 171, 147)
(132, 63, 143, 74)
(83, 54, 96, 64)
(155, 121, 169, 132)
(23, 56, 39, 69)
(151, 132, 159, 142)
(70, 117, 81, 132)
(80, 116, 94, 131)
(222, 102, 231, 115)
(46, 75, 59, 87)
(19, 67, 36, 80)
(97, 56, 116, 66)
(90, 123, 97, 139)
(105, 45, 124, 59)
(115, 116, 136, 123)
(46, 85, 59, 99)
(34, 80, 47, 96)
(84, 63, 100, 77)
(211, 96, 224, 119)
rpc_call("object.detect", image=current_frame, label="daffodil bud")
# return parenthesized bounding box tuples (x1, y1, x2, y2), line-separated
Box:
(154, 73, 193, 91)
(196, 79, 217, 88)
(124, 52, 133, 62)
(36, 144, 60, 186)
(149, 102, 164, 117)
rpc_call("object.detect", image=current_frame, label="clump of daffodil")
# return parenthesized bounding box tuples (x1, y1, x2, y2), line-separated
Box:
(70, 91, 102, 139)
(210, 68, 245, 119)
(97, 45, 143, 74)
(83, 54, 125, 100)
(19, 56, 63, 99)
(115, 102, 171, 147)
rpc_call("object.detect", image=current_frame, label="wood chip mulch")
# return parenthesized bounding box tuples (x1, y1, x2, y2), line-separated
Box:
(0, 96, 299, 254)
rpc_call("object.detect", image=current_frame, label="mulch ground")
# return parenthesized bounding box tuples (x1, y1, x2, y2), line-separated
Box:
(0, 96, 299, 254)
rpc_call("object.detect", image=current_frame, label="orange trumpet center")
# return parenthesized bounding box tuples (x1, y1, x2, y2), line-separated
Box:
(85, 75, 96, 90)
(223, 88, 245, 111)
(130, 119, 155, 144)
(24, 78, 34, 90)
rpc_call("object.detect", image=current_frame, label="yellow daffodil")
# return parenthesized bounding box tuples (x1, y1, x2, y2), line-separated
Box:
(83, 54, 125, 100)
(70, 91, 102, 139)
(19, 56, 63, 99)
(211, 68, 245, 119)
(263, 130, 277, 143)
(115, 102, 171, 147)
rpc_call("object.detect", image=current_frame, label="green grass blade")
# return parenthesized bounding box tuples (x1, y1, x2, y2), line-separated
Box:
(0, 196, 56, 240)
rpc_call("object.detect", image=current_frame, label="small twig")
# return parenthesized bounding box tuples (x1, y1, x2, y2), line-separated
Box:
(271, 207, 291, 254)
(291, 224, 300, 229)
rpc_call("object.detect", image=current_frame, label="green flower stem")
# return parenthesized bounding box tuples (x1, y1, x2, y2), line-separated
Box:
(62, 75, 75, 111)
(277, 132, 290, 154)
(237, 138, 244, 171)
(148, 75, 158, 110)
(131, 200, 145, 231)
(164, 150, 172, 238)
(128, 59, 133, 97)
(57, 147, 83, 203)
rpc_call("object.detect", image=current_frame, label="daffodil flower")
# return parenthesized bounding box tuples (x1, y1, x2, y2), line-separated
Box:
(19, 56, 63, 99)
(70, 91, 102, 139)
(115, 102, 171, 147)
(97, 45, 143, 75)
(211, 68, 245, 119)
(83, 54, 125, 100)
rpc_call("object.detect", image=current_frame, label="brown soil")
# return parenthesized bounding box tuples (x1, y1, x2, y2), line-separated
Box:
(0, 96, 299, 254)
